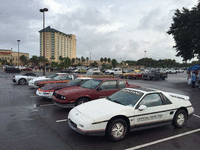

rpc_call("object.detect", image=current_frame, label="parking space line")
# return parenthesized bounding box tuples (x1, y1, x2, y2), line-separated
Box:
(30, 96, 38, 97)
(39, 104, 55, 107)
(193, 114, 200, 119)
(56, 119, 68, 123)
(125, 128, 200, 150)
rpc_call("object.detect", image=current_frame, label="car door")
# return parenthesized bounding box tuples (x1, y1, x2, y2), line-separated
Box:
(27, 73, 37, 82)
(94, 80, 119, 98)
(134, 93, 171, 128)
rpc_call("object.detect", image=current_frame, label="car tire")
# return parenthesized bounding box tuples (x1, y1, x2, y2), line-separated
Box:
(76, 98, 89, 106)
(173, 110, 187, 128)
(107, 118, 128, 141)
(19, 78, 27, 85)
(110, 73, 114, 76)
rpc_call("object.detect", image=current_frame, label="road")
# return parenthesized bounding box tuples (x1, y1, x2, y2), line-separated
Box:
(0, 70, 200, 150)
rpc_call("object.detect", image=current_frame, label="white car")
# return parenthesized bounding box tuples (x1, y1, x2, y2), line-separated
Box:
(12, 72, 40, 85)
(68, 88, 194, 141)
(36, 77, 92, 98)
(28, 73, 67, 88)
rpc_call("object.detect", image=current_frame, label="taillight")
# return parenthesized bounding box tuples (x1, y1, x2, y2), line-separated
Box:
(13, 76, 15, 78)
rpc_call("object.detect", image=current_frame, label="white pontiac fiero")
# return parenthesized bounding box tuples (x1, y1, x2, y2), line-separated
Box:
(68, 88, 194, 141)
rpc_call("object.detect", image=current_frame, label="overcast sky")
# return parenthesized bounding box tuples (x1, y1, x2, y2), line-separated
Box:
(0, 0, 198, 63)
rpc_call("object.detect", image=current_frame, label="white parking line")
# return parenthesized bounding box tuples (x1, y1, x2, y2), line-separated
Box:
(125, 128, 200, 150)
(30, 96, 38, 97)
(193, 114, 200, 119)
(39, 104, 55, 107)
(56, 119, 68, 123)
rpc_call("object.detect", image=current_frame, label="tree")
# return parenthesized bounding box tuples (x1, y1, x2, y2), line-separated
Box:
(108, 58, 111, 63)
(29, 55, 39, 66)
(86, 57, 89, 66)
(81, 56, 85, 65)
(20, 55, 28, 66)
(167, 3, 200, 61)
(111, 59, 117, 68)
(100, 57, 104, 63)
(104, 57, 107, 63)
(59, 56, 63, 61)
(91, 61, 98, 67)
(72, 58, 75, 66)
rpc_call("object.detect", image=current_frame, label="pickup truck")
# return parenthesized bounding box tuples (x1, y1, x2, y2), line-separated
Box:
(104, 68, 122, 75)
(142, 69, 167, 80)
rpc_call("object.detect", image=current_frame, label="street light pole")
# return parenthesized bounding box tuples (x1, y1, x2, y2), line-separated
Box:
(40, 8, 48, 76)
(90, 53, 91, 66)
(144, 50, 146, 67)
(17, 40, 20, 68)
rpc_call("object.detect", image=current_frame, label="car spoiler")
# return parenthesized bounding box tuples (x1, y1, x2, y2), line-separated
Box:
(168, 92, 189, 101)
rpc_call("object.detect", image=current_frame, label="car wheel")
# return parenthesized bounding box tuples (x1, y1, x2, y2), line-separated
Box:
(76, 98, 88, 106)
(110, 73, 114, 76)
(107, 118, 128, 141)
(173, 110, 187, 128)
(19, 78, 27, 85)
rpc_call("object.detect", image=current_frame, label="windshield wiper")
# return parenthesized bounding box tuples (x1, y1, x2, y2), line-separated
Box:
(112, 100, 122, 104)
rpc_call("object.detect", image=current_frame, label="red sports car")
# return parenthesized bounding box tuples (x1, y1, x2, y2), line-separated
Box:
(52, 78, 140, 108)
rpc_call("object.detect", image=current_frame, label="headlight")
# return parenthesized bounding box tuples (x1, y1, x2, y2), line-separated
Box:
(61, 96, 66, 99)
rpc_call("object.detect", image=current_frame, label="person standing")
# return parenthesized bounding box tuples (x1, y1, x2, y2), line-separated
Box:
(191, 71, 197, 88)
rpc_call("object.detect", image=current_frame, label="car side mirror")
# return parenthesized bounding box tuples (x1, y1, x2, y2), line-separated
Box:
(138, 105, 147, 111)
(97, 87, 102, 91)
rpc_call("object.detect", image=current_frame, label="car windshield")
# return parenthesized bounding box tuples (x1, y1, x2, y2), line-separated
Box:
(80, 79, 102, 89)
(86, 71, 92, 75)
(107, 89, 144, 106)
(60, 75, 73, 80)
(46, 74, 58, 78)
(67, 79, 82, 86)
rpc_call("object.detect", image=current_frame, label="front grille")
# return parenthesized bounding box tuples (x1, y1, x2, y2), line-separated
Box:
(69, 119, 77, 128)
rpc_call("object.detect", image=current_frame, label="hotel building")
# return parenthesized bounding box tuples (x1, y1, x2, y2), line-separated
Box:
(39, 26, 76, 62)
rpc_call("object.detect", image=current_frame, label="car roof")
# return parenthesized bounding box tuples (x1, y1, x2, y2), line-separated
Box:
(125, 87, 158, 94)
(94, 78, 122, 81)
(76, 77, 92, 80)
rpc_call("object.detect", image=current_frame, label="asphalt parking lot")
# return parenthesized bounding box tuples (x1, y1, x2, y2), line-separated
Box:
(0, 69, 200, 150)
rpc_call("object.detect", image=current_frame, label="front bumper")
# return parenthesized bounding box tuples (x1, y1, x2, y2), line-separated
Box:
(28, 82, 39, 88)
(36, 90, 53, 98)
(68, 119, 105, 136)
(12, 79, 17, 83)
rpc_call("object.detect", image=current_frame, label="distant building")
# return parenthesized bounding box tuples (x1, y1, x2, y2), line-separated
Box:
(39, 26, 76, 62)
(0, 49, 29, 66)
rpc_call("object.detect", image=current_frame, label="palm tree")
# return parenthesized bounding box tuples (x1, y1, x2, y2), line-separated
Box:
(86, 57, 89, 66)
(100, 57, 104, 63)
(104, 57, 107, 63)
(81, 56, 85, 65)
(108, 58, 111, 64)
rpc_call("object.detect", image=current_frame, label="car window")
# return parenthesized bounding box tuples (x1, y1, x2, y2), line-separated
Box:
(99, 81, 117, 90)
(118, 80, 126, 89)
(139, 93, 163, 107)
(60, 75, 73, 80)
(46, 74, 58, 78)
(81, 79, 102, 89)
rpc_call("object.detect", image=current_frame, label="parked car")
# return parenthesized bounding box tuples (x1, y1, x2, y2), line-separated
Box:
(68, 87, 194, 141)
(28, 73, 68, 88)
(127, 72, 143, 79)
(119, 69, 135, 78)
(52, 78, 139, 108)
(61, 69, 73, 73)
(104, 68, 122, 75)
(35, 74, 80, 88)
(12, 73, 39, 85)
(142, 69, 167, 80)
(21, 68, 32, 71)
(36, 77, 92, 98)
(5, 67, 21, 73)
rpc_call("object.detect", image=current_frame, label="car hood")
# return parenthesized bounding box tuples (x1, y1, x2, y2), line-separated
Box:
(32, 76, 50, 82)
(56, 86, 92, 95)
(74, 98, 133, 122)
(41, 83, 70, 91)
